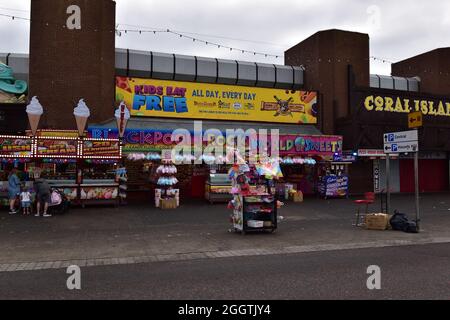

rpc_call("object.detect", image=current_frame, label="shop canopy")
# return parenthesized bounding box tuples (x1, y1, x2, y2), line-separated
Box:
(91, 117, 323, 136)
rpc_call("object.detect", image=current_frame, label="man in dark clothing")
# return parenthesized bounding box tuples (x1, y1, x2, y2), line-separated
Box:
(34, 177, 52, 217)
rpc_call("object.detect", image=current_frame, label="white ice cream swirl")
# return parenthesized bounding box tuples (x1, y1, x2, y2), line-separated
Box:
(26, 96, 44, 115)
(73, 99, 91, 118)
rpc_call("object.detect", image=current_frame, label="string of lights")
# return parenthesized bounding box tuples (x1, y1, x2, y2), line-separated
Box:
(116, 28, 283, 59)
(0, 10, 398, 64)
(370, 56, 395, 64)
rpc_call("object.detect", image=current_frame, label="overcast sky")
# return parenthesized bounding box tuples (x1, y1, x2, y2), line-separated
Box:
(0, 0, 449, 75)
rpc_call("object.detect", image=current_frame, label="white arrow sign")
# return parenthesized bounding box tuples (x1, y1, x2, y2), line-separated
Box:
(384, 130, 418, 144)
(384, 142, 419, 154)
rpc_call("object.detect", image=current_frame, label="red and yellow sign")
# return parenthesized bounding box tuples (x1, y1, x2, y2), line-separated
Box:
(36, 139, 78, 157)
(0, 137, 33, 157)
(83, 139, 120, 158)
(116, 77, 318, 124)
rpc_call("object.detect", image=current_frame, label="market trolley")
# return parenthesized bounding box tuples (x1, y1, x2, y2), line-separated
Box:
(231, 192, 278, 235)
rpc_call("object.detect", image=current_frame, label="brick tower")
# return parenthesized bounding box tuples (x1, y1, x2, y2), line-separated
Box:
(285, 29, 370, 135)
(29, 0, 116, 130)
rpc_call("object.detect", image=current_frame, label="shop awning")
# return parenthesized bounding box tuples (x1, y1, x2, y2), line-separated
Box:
(92, 117, 323, 136)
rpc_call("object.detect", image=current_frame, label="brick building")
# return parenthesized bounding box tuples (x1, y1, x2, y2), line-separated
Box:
(1, 0, 449, 194)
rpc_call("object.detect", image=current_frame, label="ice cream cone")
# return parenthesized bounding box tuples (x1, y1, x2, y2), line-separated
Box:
(116, 117, 128, 138)
(28, 114, 41, 136)
(75, 116, 88, 137)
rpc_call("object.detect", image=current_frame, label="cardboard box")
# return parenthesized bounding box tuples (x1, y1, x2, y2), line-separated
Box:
(290, 191, 303, 203)
(263, 221, 273, 227)
(160, 198, 178, 210)
(365, 213, 389, 230)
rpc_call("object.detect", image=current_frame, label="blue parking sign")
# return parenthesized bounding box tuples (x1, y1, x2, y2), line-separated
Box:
(388, 134, 395, 142)
(392, 144, 398, 152)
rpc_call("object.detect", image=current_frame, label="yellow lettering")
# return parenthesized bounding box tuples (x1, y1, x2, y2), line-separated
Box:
(394, 98, 404, 113)
(437, 101, 446, 116)
(421, 100, 428, 115)
(403, 99, 411, 113)
(375, 96, 384, 111)
(446, 102, 450, 116)
(364, 96, 374, 111)
(428, 101, 436, 115)
(385, 97, 394, 112)
(414, 100, 421, 112)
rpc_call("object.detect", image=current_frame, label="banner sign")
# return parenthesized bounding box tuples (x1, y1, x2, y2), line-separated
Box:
(83, 139, 121, 158)
(36, 139, 78, 157)
(116, 77, 318, 124)
(0, 137, 33, 157)
(90, 128, 342, 157)
(363, 94, 450, 118)
(89, 128, 185, 153)
(279, 135, 343, 156)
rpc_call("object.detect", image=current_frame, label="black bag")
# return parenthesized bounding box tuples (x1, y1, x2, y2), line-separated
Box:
(404, 221, 419, 233)
(390, 211, 409, 231)
(390, 211, 419, 233)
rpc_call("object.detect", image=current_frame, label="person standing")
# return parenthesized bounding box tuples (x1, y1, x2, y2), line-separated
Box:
(34, 176, 52, 218)
(8, 168, 21, 215)
(20, 187, 32, 215)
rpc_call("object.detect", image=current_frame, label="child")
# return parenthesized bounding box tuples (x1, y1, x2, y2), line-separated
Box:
(20, 187, 32, 216)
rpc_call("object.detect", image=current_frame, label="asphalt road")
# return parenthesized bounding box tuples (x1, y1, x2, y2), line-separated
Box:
(0, 243, 449, 300)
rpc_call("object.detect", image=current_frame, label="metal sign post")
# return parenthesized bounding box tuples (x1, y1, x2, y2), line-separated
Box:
(383, 129, 420, 232)
(414, 129, 420, 230)
(386, 154, 390, 215)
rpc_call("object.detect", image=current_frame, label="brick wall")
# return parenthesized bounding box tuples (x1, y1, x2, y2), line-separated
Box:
(285, 29, 370, 135)
(29, 0, 116, 130)
(392, 48, 450, 96)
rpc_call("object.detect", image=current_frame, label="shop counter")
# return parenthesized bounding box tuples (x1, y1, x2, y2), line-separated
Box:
(79, 179, 119, 207)
(205, 173, 233, 203)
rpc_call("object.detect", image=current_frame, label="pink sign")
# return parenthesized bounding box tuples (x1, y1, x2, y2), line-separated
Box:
(279, 135, 343, 156)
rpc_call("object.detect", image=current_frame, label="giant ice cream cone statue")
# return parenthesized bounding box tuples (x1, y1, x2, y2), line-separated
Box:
(73, 99, 91, 136)
(115, 101, 131, 138)
(26, 96, 44, 136)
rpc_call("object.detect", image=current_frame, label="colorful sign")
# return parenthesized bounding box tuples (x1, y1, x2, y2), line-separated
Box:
(319, 175, 349, 197)
(36, 139, 78, 158)
(83, 139, 121, 158)
(0, 137, 33, 157)
(116, 77, 318, 124)
(89, 128, 183, 153)
(90, 128, 343, 157)
(363, 95, 450, 118)
(279, 135, 343, 156)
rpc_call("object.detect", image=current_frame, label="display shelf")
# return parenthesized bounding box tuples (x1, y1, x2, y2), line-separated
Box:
(231, 194, 277, 234)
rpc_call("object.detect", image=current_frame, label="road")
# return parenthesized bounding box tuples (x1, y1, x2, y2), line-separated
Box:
(0, 243, 448, 300)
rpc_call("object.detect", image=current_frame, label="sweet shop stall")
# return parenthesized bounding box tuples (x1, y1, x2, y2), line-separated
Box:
(227, 153, 284, 235)
(0, 130, 122, 208)
(0, 135, 34, 207)
(275, 134, 345, 200)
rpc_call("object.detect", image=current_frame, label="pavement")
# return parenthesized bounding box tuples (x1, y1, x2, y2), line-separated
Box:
(0, 193, 450, 272)
(1, 243, 449, 300)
